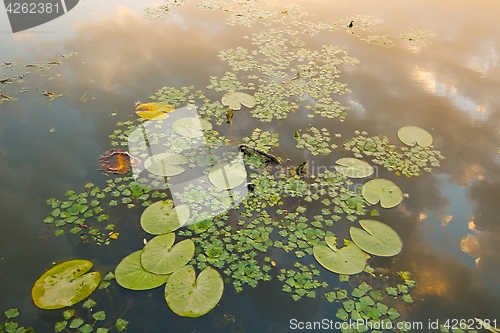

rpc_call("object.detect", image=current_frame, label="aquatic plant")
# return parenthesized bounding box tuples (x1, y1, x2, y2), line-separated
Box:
(325, 273, 417, 332)
(295, 127, 337, 155)
(335, 157, 374, 178)
(350, 220, 402, 256)
(362, 179, 403, 209)
(36, 2, 448, 329)
(277, 262, 328, 301)
(344, 130, 444, 177)
(32, 260, 100, 310)
(1, 308, 35, 333)
(53, 300, 128, 333)
(165, 265, 224, 318)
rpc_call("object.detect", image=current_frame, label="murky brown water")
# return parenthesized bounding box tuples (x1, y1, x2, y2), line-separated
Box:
(1, 0, 500, 331)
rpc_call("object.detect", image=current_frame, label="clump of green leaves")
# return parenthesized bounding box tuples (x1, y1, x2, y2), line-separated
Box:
(277, 262, 328, 300)
(326, 273, 416, 331)
(210, 30, 357, 122)
(242, 128, 279, 152)
(1, 308, 35, 333)
(274, 206, 327, 257)
(344, 131, 444, 177)
(295, 127, 337, 155)
(53, 299, 128, 333)
(44, 178, 169, 245)
(180, 213, 273, 292)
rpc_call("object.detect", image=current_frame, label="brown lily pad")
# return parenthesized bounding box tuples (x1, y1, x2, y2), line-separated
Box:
(99, 149, 141, 175)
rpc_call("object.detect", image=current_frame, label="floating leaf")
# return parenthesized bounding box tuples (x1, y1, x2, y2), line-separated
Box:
(335, 157, 374, 178)
(98, 150, 141, 175)
(221, 92, 256, 110)
(115, 319, 129, 331)
(115, 251, 170, 290)
(350, 220, 402, 257)
(32, 260, 100, 310)
(362, 178, 403, 208)
(397, 126, 433, 147)
(172, 117, 212, 138)
(55, 321, 68, 332)
(135, 102, 174, 120)
(144, 152, 188, 176)
(313, 240, 366, 275)
(165, 265, 223, 318)
(82, 299, 96, 309)
(4, 308, 19, 319)
(92, 311, 106, 321)
(140, 200, 190, 235)
(63, 310, 75, 320)
(69, 318, 84, 328)
(208, 161, 247, 189)
(140, 234, 195, 275)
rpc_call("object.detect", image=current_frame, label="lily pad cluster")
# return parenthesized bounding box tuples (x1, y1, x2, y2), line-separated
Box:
(1, 308, 35, 333)
(115, 203, 224, 317)
(27, 0, 455, 328)
(295, 127, 338, 155)
(53, 299, 128, 333)
(344, 130, 444, 177)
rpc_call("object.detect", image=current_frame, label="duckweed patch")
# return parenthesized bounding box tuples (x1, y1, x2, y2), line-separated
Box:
(277, 262, 328, 301)
(344, 130, 445, 177)
(295, 127, 338, 155)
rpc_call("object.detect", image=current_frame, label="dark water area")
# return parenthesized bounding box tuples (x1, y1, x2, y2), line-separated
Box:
(1, 0, 500, 332)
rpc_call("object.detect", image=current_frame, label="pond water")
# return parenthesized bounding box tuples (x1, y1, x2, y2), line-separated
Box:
(1, 0, 500, 332)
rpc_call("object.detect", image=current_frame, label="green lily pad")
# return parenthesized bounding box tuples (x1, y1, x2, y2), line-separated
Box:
(32, 260, 100, 309)
(172, 117, 212, 138)
(165, 265, 223, 318)
(141, 234, 195, 275)
(144, 152, 188, 176)
(397, 126, 433, 147)
(208, 161, 247, 189)
(350, 220, 402, 257)
(141, 200, 190, 235)
(115, 251, 170, 290)
(335, 157, 374, 178)
(362, 178, 403, 208)
(313, 240, 366, 275)
(221, 92, 256, 110)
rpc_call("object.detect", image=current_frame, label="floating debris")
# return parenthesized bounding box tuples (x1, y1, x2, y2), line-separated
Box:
(98, 149, 141, 175)
(41, 90, 55, 98)
(226, 108, 233, 124)
(294, 160, 308, 177)
(239, 143, 283, 164)
(1, 93, 13, 100)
